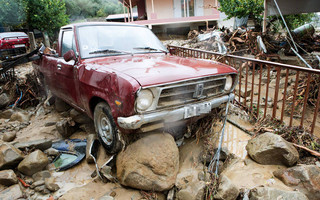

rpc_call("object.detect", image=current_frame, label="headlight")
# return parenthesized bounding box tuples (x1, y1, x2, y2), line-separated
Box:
(136, 89, 153, 111)
(224, 75, 233, 91)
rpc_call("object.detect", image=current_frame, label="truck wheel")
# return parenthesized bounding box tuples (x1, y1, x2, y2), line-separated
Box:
(94, 102, 122, 154)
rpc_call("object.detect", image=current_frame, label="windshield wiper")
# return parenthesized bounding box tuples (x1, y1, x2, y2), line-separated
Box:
(89, 49, 132, 55)
(133, 47, 168, 54)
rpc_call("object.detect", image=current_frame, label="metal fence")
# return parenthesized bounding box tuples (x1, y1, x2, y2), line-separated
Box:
(168, 45, 320, 135)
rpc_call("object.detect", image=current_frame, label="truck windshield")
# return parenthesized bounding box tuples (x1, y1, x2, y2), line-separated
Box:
(77, 25, 167, 59)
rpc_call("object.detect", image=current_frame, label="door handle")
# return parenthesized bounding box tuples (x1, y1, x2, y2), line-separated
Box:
(57, 64, 62, 70)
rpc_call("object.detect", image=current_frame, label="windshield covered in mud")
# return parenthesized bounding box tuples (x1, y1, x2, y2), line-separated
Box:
(77, 25, 167, 59)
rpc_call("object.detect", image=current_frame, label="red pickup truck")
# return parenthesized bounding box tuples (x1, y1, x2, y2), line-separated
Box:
(34, 22, 238, 153)
(0, 32, 29, 59)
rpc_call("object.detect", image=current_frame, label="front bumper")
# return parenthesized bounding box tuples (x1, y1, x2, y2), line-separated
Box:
(117, 93, 234, 130)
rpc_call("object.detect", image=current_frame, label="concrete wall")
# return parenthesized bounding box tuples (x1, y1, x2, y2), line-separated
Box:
(146, 0, 174, 19)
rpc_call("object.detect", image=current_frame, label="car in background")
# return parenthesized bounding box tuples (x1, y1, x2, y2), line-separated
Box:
(0, 32, 29, 60)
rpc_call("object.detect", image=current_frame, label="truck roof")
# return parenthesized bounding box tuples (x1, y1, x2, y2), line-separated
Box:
(61, 22, 145, 30)
(0, 32, 28, 39)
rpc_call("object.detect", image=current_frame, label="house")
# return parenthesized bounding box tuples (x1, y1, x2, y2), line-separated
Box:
(118, 0, 233, 34)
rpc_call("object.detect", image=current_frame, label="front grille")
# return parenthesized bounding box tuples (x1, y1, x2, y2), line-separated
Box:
(157, 75, 226, 108)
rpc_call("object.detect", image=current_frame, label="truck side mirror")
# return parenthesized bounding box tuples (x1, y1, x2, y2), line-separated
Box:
(63, 50, 76, 62)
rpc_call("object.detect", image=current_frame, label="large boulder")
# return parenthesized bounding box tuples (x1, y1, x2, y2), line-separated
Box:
(246, 132, 299, 166)
(273, 164, 320, 200)
(214, 175, 240, 200)
(176, 181, 206, 200)
(0, 184, 23, 200)
(116, 133, 179, 191)
(18, 150, 49, 176)
(14, 139, 52, 151)
(249, 186, 308, 200)
(0, 169, 18, 186)
(0, 143, 24, 170)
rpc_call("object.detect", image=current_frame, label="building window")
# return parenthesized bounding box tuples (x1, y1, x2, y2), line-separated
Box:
(181, 0, 195, 17)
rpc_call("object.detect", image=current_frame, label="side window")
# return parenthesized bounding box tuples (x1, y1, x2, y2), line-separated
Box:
(61, 31, 76, 56)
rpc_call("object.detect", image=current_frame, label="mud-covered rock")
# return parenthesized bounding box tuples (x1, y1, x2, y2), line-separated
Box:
(14, 139, 52, 151)
(214, 175, 239, 200)
(249, 186, 308, 200)
(0, 169, 18, 186)
(273, 164, 320, 200)
(0, 109, 14, 119)
(18, 150, 49, 176)
(0, 143, 24, 169)
(32, 170, 51, 182)
(0, 93, 10, 109)
(56, 118, 78, 138)
(45, 177, 60, 192)
(70, 109, 91, 124)
(176, 181, 206, 200)
(2, 132, 16, 142)
(0, 184, 23, 200)
(175, 166, 205, 190)
(10, 111, 29, 123)
(246, 132, 299, 166)
(116, 133, 179, 191)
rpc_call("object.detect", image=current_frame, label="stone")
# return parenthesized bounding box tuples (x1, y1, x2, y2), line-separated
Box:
(30, 180, 45, 189)
(214, 175, 239, 200)
(2, 132, 16, 142)
(0, 184, 23, 200)
(55, 98, 71, 112)
(44, 122, 56, 127)
(45, 177, 60, 192)
(249, 186, 308, 200)
(176, 181, 206, 200)
(116, 133, 179, 191)
(10, 111, 29, 123)
(86, 134, 97, 164)
(0, 143, 24, 170)
(175, 167, 203, 190)
(18, 150, 49, 176)
(0, 109, 14, 119)
(246, 132, 299, 166)
(69, 109, 91, 124)
(56, 118, 78, 138)
(14, 139, 52, 151)
(100, 165, 115, 182)
(34, 185, 46, 192)
(235, 88, 252, 98)
(44, 148, 59, 156)
(32, 170, 51, 182)
(99, 195, 114, 200)
(273, 164, 320, 200)
(0, 93, 10, 109)
(0, 169, 18, 186)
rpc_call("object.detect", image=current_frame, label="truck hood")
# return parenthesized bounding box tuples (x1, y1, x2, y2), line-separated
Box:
(83, 54, 237, 87)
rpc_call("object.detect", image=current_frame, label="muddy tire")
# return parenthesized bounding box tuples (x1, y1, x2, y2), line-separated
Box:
(93, 102, 122, 154)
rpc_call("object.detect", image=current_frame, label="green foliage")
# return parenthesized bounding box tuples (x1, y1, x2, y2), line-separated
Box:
(218, 0, 264, 20)
(65, 0, 124, 20)
(25, 0, 69, 38)
(284, 13, 316, 30)
(0, 0, 26, 28)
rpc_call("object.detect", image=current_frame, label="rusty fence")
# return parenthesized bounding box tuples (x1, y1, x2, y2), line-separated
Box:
(168, 45, 320, 135)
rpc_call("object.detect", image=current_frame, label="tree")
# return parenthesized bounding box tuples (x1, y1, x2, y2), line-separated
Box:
(25, 0, 69, 39)
(218, 0, 264, 21)
(0, 0, 26, 28)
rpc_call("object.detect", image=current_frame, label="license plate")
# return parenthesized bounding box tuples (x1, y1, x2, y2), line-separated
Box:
(14, 44, 25, 48)
(184, 102, 212, 119)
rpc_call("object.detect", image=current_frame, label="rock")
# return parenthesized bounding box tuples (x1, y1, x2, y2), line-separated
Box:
(44, 148, 59, 156)
(34, 185, 46, 192)
(99, 195, 114, 200)
(249, 186, 308, 200)
(2, 132, 16, 142)
(0, 143, 24, 169)
(116, 133, 179, 191)
(214, 175, 239, 200)
(32, 170, 51, 182)
(273, 164, 320, 200)
(0, 93, 10, 109)
(0, 184, 23, 200)
(55, 98, 71, 112)
(45, 177, 60, 192)
(0, 109, 14, 119)
(236, 88, 252, 98)
(56, 118, 78, 138)
(69, 109, 91, 124)
(175, 167, 203, 190)
(86, 134, 97, 164)
(18, 150, 49, 176)
(0, 169, 18, 186)
(44, 122, 56, 127)
(246, 132, 299, 166)
(14, 139, 52, 151)
(30, 180, 45, 189)
(176, 181, 206, 200)
(10, 111, 30, 122)
(100, 165, 116, 182)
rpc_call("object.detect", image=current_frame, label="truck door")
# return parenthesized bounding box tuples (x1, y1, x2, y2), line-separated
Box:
(55, 30, 79, 105)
